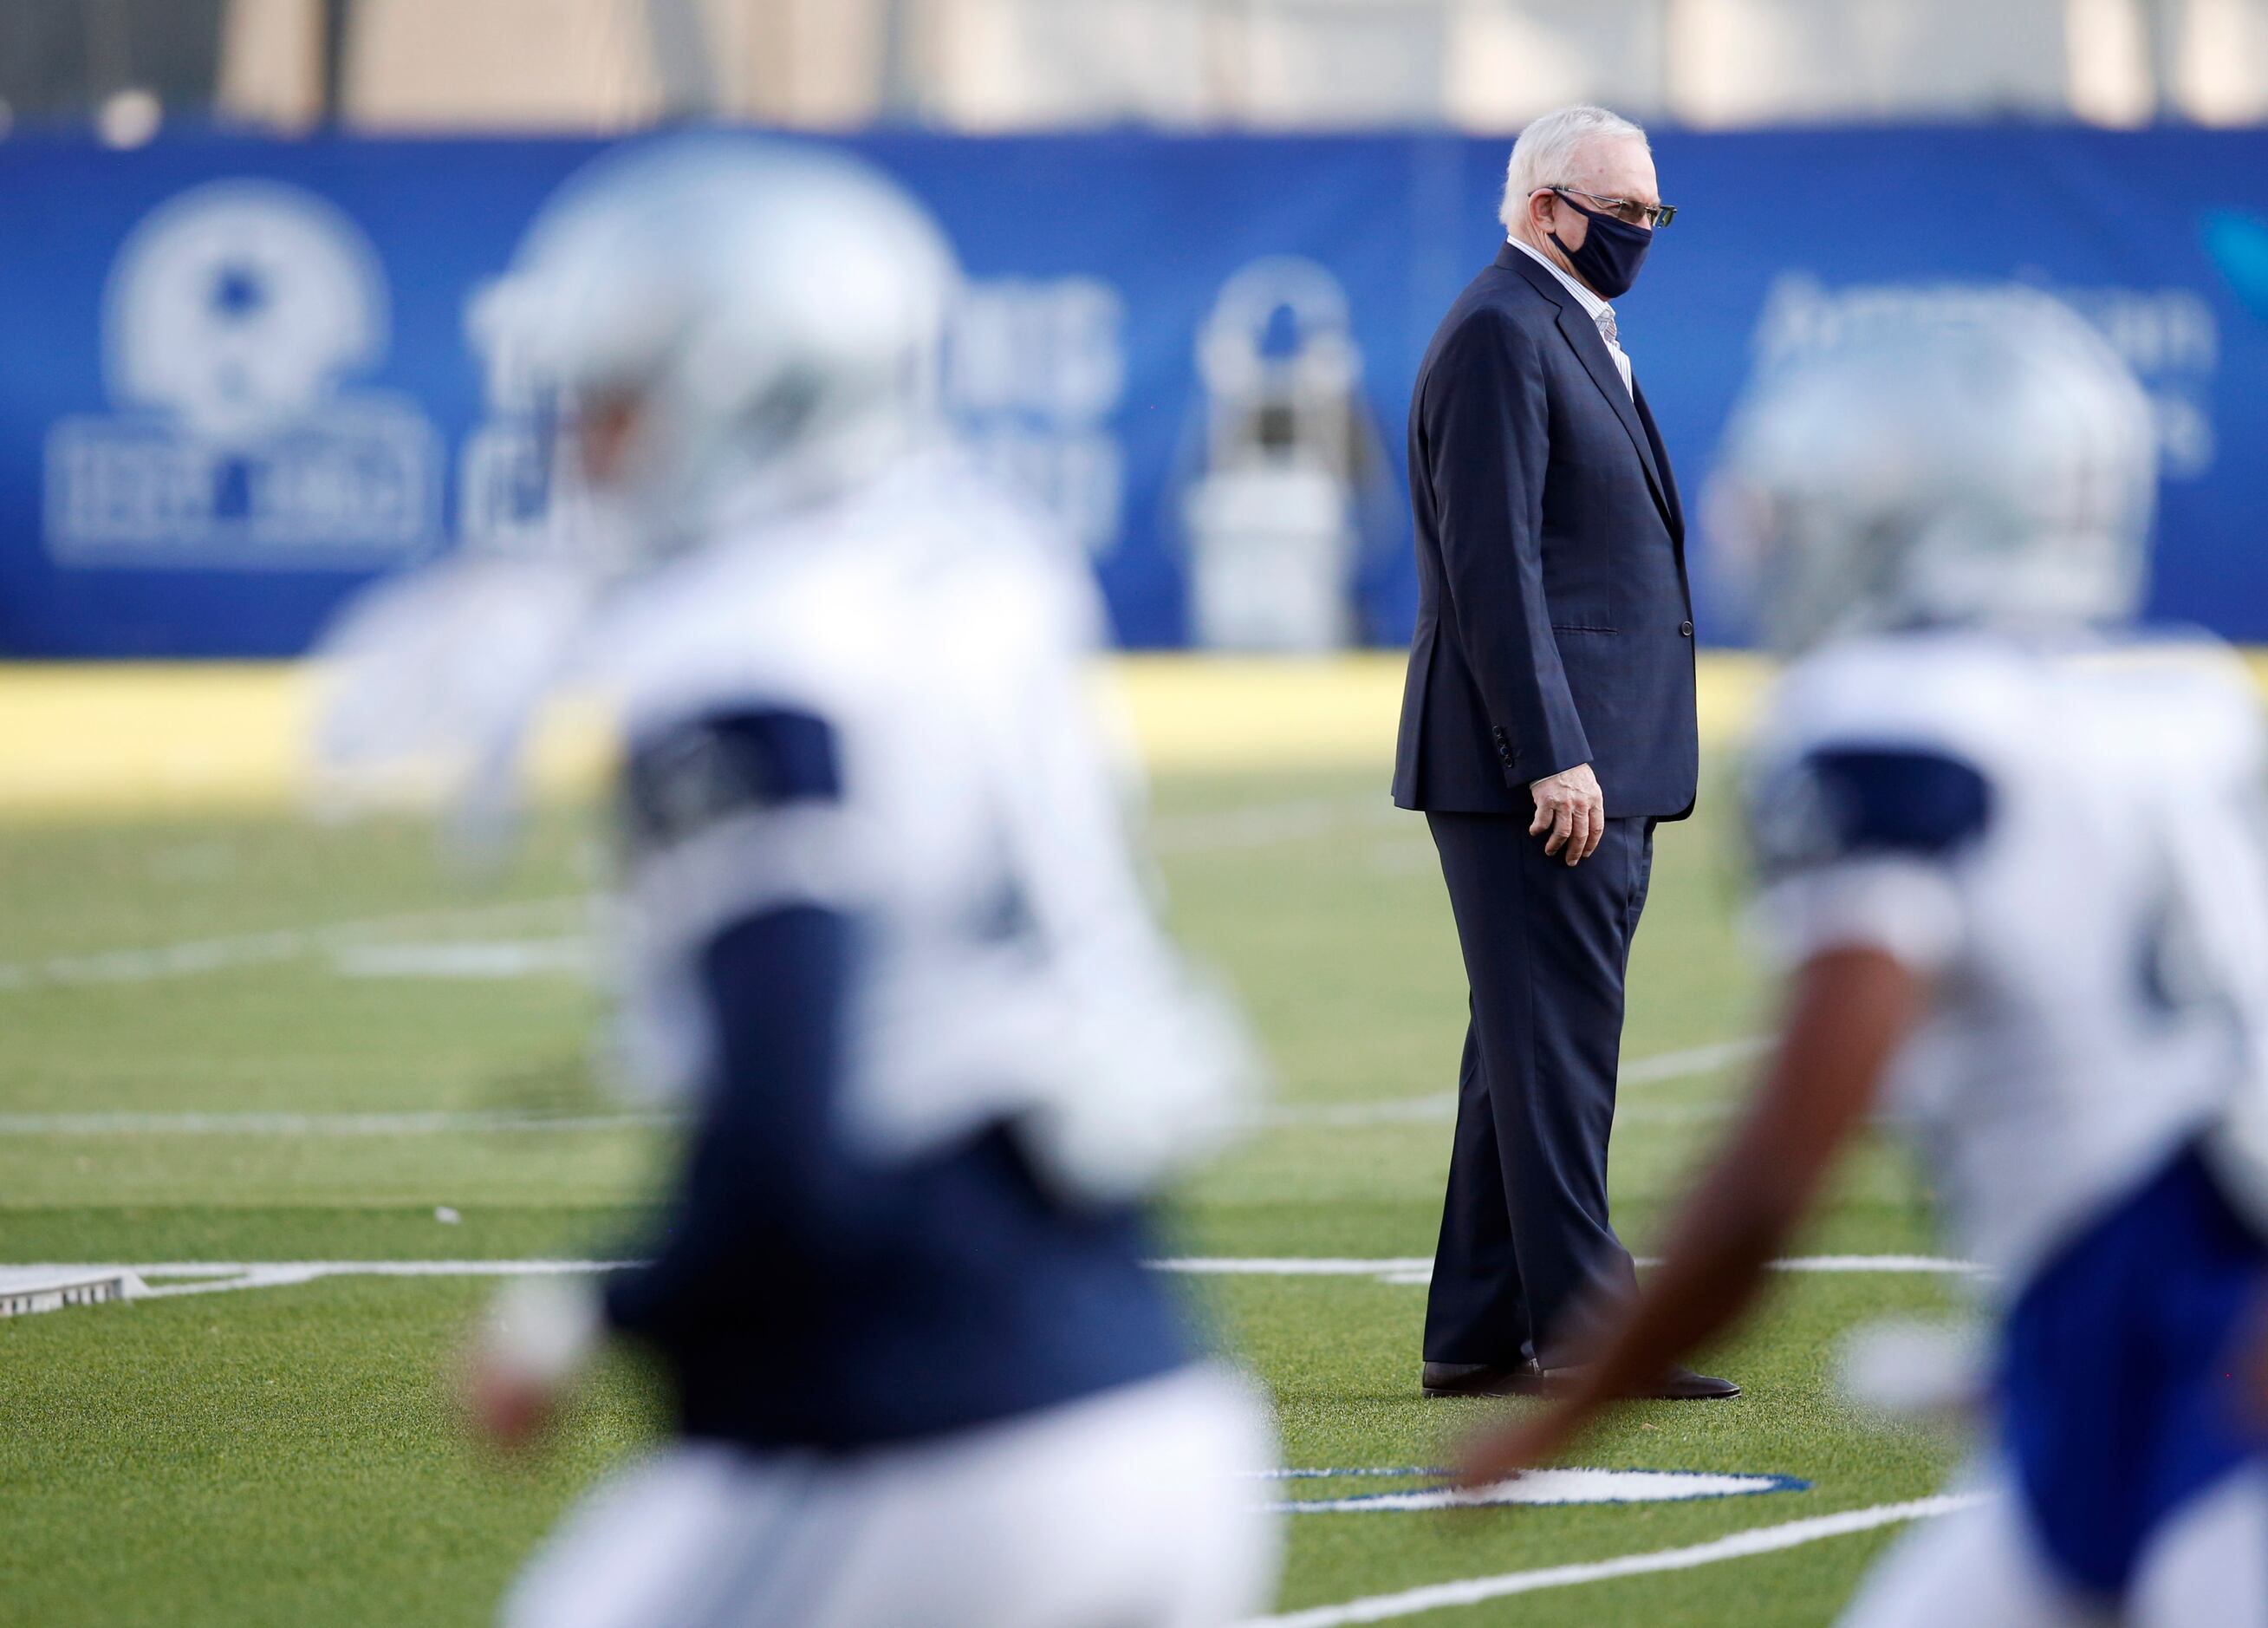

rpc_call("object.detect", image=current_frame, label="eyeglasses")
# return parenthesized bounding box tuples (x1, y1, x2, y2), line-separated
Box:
(1540, 186, 1677, 230)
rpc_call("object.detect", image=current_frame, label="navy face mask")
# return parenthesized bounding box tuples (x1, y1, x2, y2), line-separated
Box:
(1549, 193, 1653, 300)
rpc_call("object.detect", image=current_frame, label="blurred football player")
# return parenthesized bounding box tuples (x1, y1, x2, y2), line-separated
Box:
(1458, 291, 2268, 1625)
(320, 135, 1278, 1627)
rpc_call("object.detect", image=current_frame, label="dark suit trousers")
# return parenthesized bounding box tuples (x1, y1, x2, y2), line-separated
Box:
(1423, 811, 1652, 1367)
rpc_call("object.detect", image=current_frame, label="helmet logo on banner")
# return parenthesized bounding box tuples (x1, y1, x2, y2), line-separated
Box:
(44, 179, 441, 569)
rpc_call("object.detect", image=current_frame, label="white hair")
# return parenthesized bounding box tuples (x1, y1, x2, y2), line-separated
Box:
(1498, 104, 1649, 233)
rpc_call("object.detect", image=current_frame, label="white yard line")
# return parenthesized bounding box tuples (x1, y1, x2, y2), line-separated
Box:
(1154, 1257, 1439, 1278)
(1621, 1036, 1769, 1085)
(329, 938, 593, 980)
(1244, 1493, 1989, 1627)
(5, 1254, 1982, 1300)
(1156, 1256, 1984, 1284)
(0, 796, 1380, 996)
(3, 1260, 634, 1300)
(0, 897, 588, 993)
(0, 1036, 1759, 1137)
(1262, 1037, 1764, 1130)
(0, 1110, 671, 1136)
(1758, 1255, 1984, 1274)
(1262, 1099, 1735, 1129)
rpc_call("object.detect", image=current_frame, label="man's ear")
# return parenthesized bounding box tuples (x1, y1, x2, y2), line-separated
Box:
(1526, 188, 1559, 237)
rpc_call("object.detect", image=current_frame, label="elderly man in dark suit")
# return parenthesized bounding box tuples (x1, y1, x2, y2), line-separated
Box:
(1394, 103, 1736, 1402)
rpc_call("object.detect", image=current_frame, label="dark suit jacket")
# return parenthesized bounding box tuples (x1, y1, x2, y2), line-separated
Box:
(1392, 244, 1699, 818)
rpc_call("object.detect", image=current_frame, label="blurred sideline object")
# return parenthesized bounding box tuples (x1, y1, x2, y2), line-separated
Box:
(1181, 257, 1394, 651)
(156, 0, 2268, 134)
(11, 1, 2268, 135)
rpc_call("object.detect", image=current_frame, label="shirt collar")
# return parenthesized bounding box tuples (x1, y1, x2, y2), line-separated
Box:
(1506, 234, 1615, 329)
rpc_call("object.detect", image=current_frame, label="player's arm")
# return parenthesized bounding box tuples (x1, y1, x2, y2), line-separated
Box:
(1459, 739, 1989, 1485)
(468, 704, 876, 1445)
(599, 902, 868, 1338)
(1457, 946, 1923, 1485)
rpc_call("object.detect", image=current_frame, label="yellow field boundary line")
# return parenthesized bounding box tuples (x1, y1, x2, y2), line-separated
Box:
(0, 651, 2258, 820)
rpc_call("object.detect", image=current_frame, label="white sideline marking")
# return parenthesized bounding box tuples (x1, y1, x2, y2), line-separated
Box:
(0, 1110, 671, 1136)
(1154, 1257, 1438, 1278)
(1244, 1467, 1444, 1481)
(1270, 1468, 1802, 1514)
(0, 1260, 633, 1300)
(0, 796, 1376, 998)
(1621, 1036, 1768, 1086)
(1262, 1098, 1734, 1129)
(0, 897, 586, 993)
(330, 938, 593, 980)
(1762, 1254, 1985, 1274)
(1154, 1254, 1986, 1282)
(5, 1254, 1984, 1303)
(0, 1036, 1760, 1137)
(1155, 1255, 1984, 1285)
(1244, 1492, 1989, 1626)
(1259, 1037, 1766, 1130)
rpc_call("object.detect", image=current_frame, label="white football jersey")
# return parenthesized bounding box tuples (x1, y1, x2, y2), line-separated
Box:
(582, 452, 1257, 1206)
(1747, 628, 2268, 1284)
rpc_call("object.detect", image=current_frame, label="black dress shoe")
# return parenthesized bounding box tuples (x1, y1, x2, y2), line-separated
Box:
(1539, 1363, 1741, 1401)
(1420, 1359, 1546, 1398)
(1642, 1365, 1741, 1400)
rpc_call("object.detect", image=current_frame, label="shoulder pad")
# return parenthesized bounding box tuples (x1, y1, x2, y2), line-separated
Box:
(622, 707, 841, 853)
(1751, 746, 1993, 879)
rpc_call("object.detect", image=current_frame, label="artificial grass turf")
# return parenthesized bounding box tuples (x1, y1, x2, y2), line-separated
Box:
(0, 771, 1969, 1625)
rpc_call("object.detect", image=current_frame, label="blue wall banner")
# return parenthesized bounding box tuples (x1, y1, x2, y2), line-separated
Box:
(0, 126, 2262, 656)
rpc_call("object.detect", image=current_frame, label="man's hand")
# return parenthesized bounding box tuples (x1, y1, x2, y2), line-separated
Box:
(1529, 762, 1604, 865)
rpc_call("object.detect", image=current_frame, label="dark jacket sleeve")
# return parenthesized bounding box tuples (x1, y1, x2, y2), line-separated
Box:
(1425, 309, 1590, 785)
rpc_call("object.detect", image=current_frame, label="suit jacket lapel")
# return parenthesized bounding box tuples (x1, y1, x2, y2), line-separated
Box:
(1631, 381, 1684, 545)
(1500, 247, 1673, 531)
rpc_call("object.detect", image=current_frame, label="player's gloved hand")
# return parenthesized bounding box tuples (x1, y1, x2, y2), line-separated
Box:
(461, 1274, 604, 1452)
(1529, 762, 1605, 866)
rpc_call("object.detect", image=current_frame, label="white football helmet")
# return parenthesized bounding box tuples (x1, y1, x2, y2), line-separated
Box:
(485, 132, 960, 564)
(315, 135, 959, 841)
(1709, 289, 2157, 656)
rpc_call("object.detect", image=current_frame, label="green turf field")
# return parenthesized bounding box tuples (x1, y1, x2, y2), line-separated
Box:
(0, 768, 1968, 1626)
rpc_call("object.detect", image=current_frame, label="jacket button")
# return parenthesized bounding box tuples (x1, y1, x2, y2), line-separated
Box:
(1679, 620, 1694, 637)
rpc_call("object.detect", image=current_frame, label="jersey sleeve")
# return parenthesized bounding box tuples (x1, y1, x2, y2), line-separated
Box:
(608, 697, 874, 1092)
(1746, 740, 1995, 973)
(620, 703, 848, 883)
(614, 701, 850, 1118)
